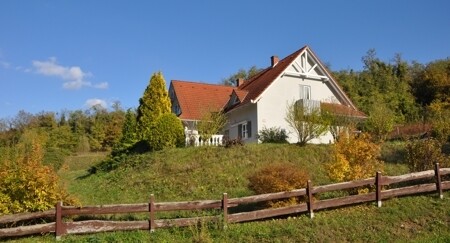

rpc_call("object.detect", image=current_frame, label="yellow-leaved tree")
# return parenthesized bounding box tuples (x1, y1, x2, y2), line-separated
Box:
(327, 132, 384, 184)
(0, 139, 76, 215)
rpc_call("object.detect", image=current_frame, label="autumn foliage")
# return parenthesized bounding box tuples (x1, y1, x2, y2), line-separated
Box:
(327, 132, 384, 183)
(248, 163, 309, 207)
(0, 141, 76, 215)
(406, 138, 449, 172)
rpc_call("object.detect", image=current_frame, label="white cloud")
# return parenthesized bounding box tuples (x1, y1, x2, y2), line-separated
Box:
(93, 82, 109, 89)
(85, 98, 108, 109)
(0, 61, 11, 69)
(63, 80, 91, 90)
(32, 57, 108, 90)
(15, 66, 32, 73)
(0, 58, 30, 72)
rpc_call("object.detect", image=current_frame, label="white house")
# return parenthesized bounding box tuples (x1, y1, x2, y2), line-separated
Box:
(169, 45, 366, 145)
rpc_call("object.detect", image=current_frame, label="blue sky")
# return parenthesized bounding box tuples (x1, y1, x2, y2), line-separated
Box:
(1, 1, 449, 118)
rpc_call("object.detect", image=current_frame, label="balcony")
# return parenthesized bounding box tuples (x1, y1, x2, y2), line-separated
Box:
(184, 128, 223, 146)
(295, 99, 321, 114)
(186, 134, 224, 146)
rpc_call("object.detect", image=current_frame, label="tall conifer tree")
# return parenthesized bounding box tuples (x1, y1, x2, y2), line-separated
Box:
(136, 72, 172, 140)
(111, 108, 138, 155)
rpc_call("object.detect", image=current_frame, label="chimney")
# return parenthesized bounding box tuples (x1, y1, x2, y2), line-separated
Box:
(236, 78, 244, 87)
(271, 55, 279, 67)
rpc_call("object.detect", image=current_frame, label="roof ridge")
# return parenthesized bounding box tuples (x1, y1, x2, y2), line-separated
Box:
(238, 67, 270, 90)
(172, 80, 232, 88)
(238, 46, 307, 91)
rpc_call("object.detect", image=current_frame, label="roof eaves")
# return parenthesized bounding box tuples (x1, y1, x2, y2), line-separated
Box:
(248, 46, 306, 104)
(306, 48, 358, 110)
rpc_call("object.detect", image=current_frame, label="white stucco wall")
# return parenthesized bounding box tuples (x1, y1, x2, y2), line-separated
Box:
(257, 71, 339, 144)
(225, 103, 258, 143)
(226, 51, 350, 145)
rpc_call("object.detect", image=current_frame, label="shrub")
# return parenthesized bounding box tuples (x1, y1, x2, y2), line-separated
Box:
(327, 132, 384, 183)
(223, 137, 244, 148)
(365, 104, 395, 142)
(247, 163, 309, 207)
(147, 113, 185, 151)
(428, 101, 450, 143)
(258, 127, 288, 143)
(0, 142, 77, 215)
(406, 138, 449, 172)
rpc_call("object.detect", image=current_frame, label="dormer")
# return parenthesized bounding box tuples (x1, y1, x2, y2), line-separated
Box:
(224, 89, 249, 111)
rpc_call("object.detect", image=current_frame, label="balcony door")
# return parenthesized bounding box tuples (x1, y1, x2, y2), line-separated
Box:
(299, 85, 311, 100)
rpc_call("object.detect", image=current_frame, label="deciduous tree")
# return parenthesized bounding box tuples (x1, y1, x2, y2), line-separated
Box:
(221, 66, 262, 86)
(413, 59, 450, 105)
(0, 139, 76, 215)
(197, 107, 228, 142)
(285, 100, 330, 146)
(365, 104, 395, 142)
(327, 132, 383, 184)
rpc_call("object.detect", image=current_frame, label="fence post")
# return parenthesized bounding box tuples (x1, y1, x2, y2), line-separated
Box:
(307, 180, 314, 219)
(222, 193, 228, 230)
(149, 194, 155, 232)
(376, 171, 382, 207)
(55, 201, 64, 240)
(434, 163, 443, 199)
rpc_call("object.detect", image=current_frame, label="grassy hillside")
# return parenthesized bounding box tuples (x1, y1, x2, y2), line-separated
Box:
(61, 144, 333, 204)
(11, 143, 450, 242)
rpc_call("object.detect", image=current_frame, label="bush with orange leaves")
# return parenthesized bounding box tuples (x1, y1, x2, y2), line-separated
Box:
(327, 132, 384, 184)
(0, 141, 77, 215)
(248, 162, 309, 207)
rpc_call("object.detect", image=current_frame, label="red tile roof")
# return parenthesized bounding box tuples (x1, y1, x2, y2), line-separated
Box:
(225, 45, 364, 117)
(171, 45, 366, 120)
(233, 46, 307, 109)
(234, 89, 249, 102)
(171, 80, 234, 120)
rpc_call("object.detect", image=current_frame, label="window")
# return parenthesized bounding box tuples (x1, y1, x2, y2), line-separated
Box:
(299, 85, 311, 100)
(224, 129, 230, 140)
(242, 123, 247, 138)
(172, 103, 181, 116)
(232, 95, 239, 105)
(238, 121, 252, 139)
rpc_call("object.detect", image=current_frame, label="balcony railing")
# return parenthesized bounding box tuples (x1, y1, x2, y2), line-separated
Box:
(184, 128, 223, 146)
(296, 99, 321, 114)
(186, 134, 224, 147)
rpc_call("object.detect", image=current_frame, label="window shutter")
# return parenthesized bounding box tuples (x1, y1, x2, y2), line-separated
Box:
(247, 121, 252, 138)
(238, 124, 242, 139)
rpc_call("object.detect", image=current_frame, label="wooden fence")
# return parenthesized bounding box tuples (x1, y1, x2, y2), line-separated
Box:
(1, 163, 449, 240)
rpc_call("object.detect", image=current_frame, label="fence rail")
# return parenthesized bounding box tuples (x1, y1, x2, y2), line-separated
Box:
(1, 163, 449, 239)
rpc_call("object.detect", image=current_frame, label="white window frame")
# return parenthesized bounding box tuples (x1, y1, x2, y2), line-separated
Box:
(241, 123, 248, 139)
(232, 120, 251, 140)
(299, 84, 311, 100)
